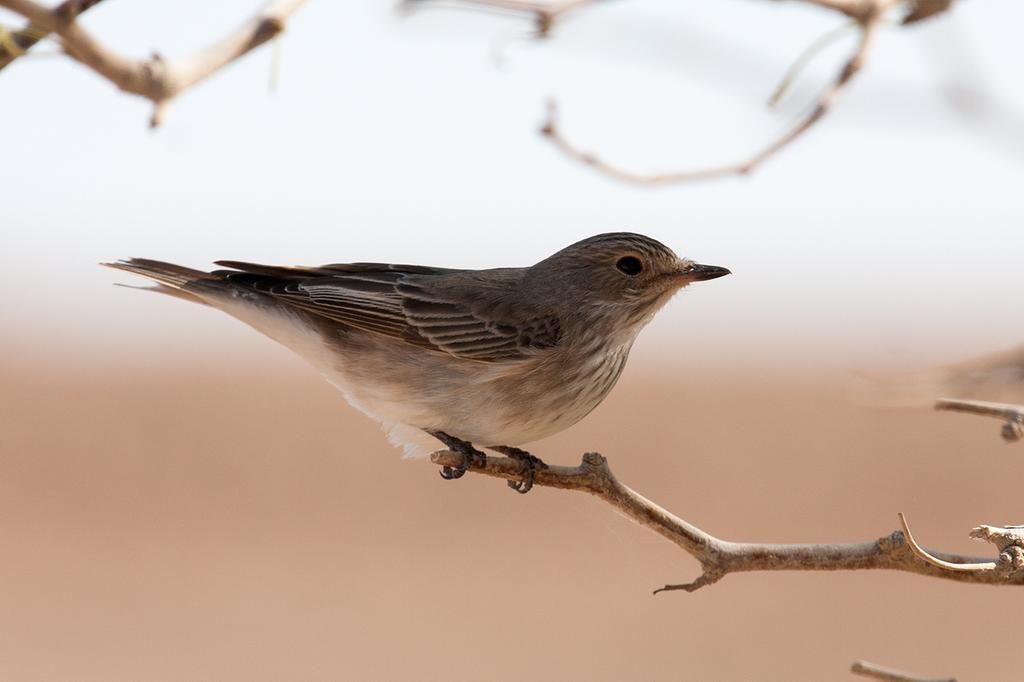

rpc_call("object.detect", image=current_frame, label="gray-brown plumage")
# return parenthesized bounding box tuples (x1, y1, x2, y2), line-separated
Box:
(105, 233, 729, 488)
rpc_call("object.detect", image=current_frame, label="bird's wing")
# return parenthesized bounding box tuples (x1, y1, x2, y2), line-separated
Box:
(212, 261, 562, 362)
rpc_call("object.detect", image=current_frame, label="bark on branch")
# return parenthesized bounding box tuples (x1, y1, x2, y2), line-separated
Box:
(430, 449, 1024, 592)
(0, 0, 307, 126)
(420, 0, 957, 184)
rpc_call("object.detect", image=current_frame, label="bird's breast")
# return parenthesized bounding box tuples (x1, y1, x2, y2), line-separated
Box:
(480, 337, 633, 445)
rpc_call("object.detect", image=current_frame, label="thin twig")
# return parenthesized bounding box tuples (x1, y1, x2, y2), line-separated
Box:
(0, 0, 105, 71)
(901, 0, 955, 25)
(898, 513, 995, 572)
(430, 0, 960, 183)
(935, 398, 1024, 442)
(403, 0, 606, 35)
(430, 450, 1024, 592)
(0, 0, 307, 126)
(539, 10, 886, 184)
(850, 660, 956, 682)
(767, 19, 857, 108)
(411, 0, 884, 28)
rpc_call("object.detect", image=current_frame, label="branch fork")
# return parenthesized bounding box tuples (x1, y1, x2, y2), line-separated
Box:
(424, 0, 956, 183)
(431, 448, 1024, 592)
(0, 0, 306, 126)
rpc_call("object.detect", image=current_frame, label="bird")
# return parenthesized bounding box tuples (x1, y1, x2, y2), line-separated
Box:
(104, 232, 730, 492)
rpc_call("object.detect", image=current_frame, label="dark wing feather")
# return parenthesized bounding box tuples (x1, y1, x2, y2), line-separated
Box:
(211, 262, 561, 362)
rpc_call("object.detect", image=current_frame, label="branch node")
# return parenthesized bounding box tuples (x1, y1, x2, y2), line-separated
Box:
(149, 99, 171, 129)
(539, 97, 558, 137)
(902, 0, 955, 25)
(256, 15, 287, 42)
(437, 0, 907, 183)
(535, 12, 554, 37)
(935, 398, 1024, 443)
(0, 0, 307, 124)
(879, 529, 905, 554)
(429, 452, 1019, 590)
(653, 567, 724, 594)
(997, 547, 1024, 574)
(969, 524, 1024, 552)
(0, 24, 27, 58)
(53, 1, 81, 25)
(1001, 420, 1023, 442)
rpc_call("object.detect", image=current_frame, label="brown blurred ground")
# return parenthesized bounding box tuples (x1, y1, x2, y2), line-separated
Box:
(1, 357, 1021, 681)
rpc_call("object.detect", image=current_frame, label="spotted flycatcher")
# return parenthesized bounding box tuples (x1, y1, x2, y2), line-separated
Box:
(105, 233, 729, 492)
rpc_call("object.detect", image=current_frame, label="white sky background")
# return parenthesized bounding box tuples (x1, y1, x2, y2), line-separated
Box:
(1, 0, 1022, 377)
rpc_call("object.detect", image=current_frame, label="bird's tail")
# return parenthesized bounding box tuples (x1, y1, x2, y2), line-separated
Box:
(102, 258, 217, 305)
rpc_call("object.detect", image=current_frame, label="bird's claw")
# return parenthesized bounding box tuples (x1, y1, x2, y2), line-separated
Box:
(429, 431, 486, 481)
(491, 446, 547, 494)
(509, 476, 533, 494)
(439, 464, 466, 480)
(438, 450, 486, 480)
(426, 431, 545, 493)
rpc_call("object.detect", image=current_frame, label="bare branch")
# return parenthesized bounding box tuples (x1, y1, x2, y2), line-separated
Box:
(767, 19, 857, 108)
(935, 398, 1024, 442)
(0, 0, 307, 126)
(0, 0, 105, 71)
(403, 0, 606, 36)
(851, 660, 956, 682)
(409, 0, 917, 31)
(429, 0, 962, 183)
(430, 450, 1024, 592)
(901, 0, 955, 25)
(538, 5, 887, 184)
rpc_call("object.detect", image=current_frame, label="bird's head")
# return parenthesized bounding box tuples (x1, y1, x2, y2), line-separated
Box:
(530, 232, 730, 331)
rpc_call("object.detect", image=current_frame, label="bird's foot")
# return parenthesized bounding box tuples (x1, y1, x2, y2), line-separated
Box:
(489, 446, 547, 494)
(428, 431, 487, 480)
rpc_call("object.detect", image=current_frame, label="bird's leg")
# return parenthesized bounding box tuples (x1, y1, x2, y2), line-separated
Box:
(489, 446, 548, 494)
(427, 430, 487, 480)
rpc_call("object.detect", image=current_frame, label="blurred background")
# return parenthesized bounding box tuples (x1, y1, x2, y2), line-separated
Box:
(1, 1, 1022, 679)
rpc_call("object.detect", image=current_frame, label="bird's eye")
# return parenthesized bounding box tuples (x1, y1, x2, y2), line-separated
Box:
(616, 256, 643, 276)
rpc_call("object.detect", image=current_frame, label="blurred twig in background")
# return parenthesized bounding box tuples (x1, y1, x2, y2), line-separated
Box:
(0, 0, 964, 162)
(0, 0, 307, 126)
(431, 446, 1024, 593)
(0, 0, 104, 70)
(851, 659, 956, 682)
(936, 398, 1024, 442)
(409, 0, 959, 183)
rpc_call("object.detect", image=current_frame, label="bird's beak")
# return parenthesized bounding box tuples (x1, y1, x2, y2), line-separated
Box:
(674, 263, 731, 283)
